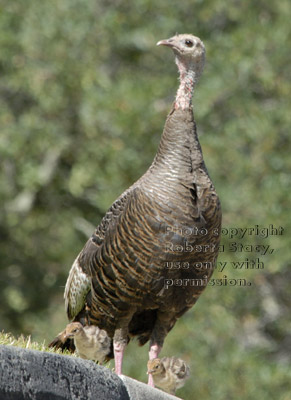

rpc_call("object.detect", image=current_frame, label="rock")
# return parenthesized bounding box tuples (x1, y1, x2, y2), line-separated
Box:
(0, 345, 180, 399)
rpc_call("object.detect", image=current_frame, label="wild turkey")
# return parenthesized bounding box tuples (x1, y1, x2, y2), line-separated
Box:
(50, 322, 112, 363)
(50, 34, 221, 385)
(147, 357, 190, 395)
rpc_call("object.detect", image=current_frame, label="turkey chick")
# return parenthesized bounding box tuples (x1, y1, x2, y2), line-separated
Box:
(147, 357, 190, 395)
(64, 322, 112, 364)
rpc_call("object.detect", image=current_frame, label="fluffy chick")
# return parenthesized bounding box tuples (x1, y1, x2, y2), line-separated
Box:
(64, 322, 112, 364)
(147, 357, 190, 395)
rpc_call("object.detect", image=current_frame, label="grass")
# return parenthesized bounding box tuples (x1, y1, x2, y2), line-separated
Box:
(0, 330, 73, 356)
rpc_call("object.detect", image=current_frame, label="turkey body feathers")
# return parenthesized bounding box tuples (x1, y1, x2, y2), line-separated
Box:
(65, 188, 133, 320)
(65, 108, 221, 340)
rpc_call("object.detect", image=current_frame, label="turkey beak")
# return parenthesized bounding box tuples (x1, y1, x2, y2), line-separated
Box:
(156, 39, 174, 47)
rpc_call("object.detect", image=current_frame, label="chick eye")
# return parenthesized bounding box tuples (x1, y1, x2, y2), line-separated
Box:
(185, 39, 193, 47)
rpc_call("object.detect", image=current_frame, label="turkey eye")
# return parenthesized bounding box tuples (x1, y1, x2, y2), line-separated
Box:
(185, 40, 193, 47)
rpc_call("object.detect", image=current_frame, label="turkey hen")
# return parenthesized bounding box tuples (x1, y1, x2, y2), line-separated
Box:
(50, 34, 221, 385)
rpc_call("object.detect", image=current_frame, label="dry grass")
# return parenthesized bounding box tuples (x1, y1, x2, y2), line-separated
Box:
(0, 330, 73, 356)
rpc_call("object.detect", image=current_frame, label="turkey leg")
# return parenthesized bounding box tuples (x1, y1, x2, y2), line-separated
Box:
(147, 311, 171, 386)
(148, 343, 162, 386)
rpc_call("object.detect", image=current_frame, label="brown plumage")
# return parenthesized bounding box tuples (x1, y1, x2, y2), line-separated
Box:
(147, 357, 190, 395)
(50, 34, 221, 384)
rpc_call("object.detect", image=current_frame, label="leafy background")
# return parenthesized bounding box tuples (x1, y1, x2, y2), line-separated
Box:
(0, 1, 290, 399)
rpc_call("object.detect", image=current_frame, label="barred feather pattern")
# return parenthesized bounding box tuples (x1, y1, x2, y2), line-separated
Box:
(62, 34, 222, 362)
(65, 108, 221, 343)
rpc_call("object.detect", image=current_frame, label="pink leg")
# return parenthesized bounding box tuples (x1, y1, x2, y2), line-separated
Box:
(148, 373, 155, 387)
(149, 343, 162, 360)
(147, 343, 162, 386)
(114, 340, 126, 375)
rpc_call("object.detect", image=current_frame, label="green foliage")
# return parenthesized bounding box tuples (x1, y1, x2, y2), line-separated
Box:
(0, 1, 290, 399)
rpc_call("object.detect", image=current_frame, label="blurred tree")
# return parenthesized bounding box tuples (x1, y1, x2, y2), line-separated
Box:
(0, 0, 290, 399)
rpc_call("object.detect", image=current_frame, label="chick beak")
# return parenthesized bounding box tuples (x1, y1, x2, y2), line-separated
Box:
(64, 333, 72, 339)
(156, 39, 174, 47)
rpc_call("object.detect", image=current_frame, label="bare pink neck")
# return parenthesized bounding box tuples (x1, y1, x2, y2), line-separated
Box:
(174, 61, 196, 110)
